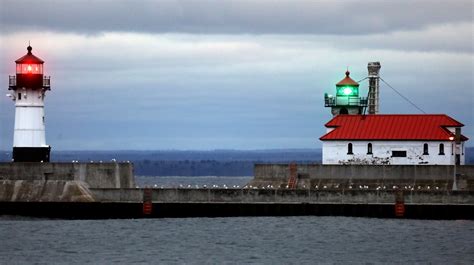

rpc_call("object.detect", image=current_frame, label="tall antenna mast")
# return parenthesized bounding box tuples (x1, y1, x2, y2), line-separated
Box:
(367, 62, 381, 114)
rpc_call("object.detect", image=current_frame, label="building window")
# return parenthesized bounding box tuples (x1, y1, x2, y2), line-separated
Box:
(439, 144, 445, 155)
(392, 151, 407, 157)
(347, 143, 353, 155)
(18, 93, 21, 100)
(367, 143, 373, 155)
(423, 143, 429, 155)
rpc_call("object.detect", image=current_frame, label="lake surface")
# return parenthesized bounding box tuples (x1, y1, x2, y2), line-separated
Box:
(1, 216, 473, 264)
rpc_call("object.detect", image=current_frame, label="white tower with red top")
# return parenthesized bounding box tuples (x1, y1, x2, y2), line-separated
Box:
(8, 45, 51, 162)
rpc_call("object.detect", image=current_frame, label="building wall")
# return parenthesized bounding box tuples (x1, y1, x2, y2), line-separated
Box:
(322, 141, 465, 165)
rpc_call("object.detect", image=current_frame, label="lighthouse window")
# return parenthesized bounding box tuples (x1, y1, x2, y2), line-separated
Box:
(439, 144, 445, 155)
(347, 143, 353, 155)
(18, 93, 21, 100)
(367, 143, 373, 155)
(423, 143, 429, 155)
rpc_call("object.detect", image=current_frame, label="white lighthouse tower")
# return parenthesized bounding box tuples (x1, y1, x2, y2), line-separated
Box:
(8, 45, 51, 162)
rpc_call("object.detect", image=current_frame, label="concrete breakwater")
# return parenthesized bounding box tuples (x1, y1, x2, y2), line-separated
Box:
(0, 162, 473, 219)
(0, 162, 134, 202)
(91, 187, 474, 205)
(250, 164, 474, 190)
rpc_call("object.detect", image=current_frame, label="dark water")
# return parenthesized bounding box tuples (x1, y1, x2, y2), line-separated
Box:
(1, 217, 473, 264)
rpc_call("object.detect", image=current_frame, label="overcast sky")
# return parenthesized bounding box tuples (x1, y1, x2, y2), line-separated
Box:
(0, 0, 472, 150)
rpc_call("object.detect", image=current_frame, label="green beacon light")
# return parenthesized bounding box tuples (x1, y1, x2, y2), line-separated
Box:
(343, 87, 353, 95)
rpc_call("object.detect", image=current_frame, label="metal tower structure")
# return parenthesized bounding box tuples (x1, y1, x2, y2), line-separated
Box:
(367, 62, 381, 115)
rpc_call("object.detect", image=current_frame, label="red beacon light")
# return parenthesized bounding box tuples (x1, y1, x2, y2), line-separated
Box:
(15, 45, 44, 75)
(10, 45, 48, 89)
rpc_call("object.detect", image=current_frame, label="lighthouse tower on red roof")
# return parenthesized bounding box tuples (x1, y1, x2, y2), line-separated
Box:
(324, 70, 367, 116)
(8, 45, 51, 162)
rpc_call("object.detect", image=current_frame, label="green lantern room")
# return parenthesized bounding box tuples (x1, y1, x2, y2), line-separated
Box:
(324, 70, 367, 116)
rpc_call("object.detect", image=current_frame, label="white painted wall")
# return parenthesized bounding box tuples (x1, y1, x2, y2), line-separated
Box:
(12, 89, 48, 147)
(322, 140, 465, 165)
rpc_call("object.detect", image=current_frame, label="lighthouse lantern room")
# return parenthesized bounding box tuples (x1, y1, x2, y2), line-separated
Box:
(324, 70, 367, 116)
(8, 45, 51, 162)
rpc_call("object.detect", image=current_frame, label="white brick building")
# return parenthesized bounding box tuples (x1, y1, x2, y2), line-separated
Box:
(320, 114, 467, 165)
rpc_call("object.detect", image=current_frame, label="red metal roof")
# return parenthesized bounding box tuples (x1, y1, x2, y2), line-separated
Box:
(320, 114, 468, 141)
(15, 46, 44, 64)
(336, 70, 359, 86)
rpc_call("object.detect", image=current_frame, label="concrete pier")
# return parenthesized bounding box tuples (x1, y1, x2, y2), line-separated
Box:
(250, 164, 474, 190)
(0, 162, 134, 202)
(0, 162, 473, 219)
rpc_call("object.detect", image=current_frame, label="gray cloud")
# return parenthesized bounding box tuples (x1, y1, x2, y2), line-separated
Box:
(1, 0, 472, 35)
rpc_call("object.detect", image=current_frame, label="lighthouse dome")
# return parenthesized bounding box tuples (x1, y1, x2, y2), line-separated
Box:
(336, 70, 359, 87)
(15, 45, 44, 64)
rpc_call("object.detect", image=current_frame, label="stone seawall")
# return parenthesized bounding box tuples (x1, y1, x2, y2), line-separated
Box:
(0, 180, 95, 202)
(250, 164, 474, 190)
(0, 162, 134, 202)
(0, 162, 135, 189)
(90, 188, 474, 205)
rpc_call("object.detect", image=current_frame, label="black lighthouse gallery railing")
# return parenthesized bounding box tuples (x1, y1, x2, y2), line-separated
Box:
(8, 75, 51, 89)
(324, 94, 368, 107)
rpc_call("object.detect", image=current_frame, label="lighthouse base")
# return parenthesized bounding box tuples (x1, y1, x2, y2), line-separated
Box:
(13, 147, 51, 162)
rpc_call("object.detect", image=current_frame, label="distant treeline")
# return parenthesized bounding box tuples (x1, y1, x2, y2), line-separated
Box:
(0, 149, 322, 176)
(0, 148, 473, 176)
